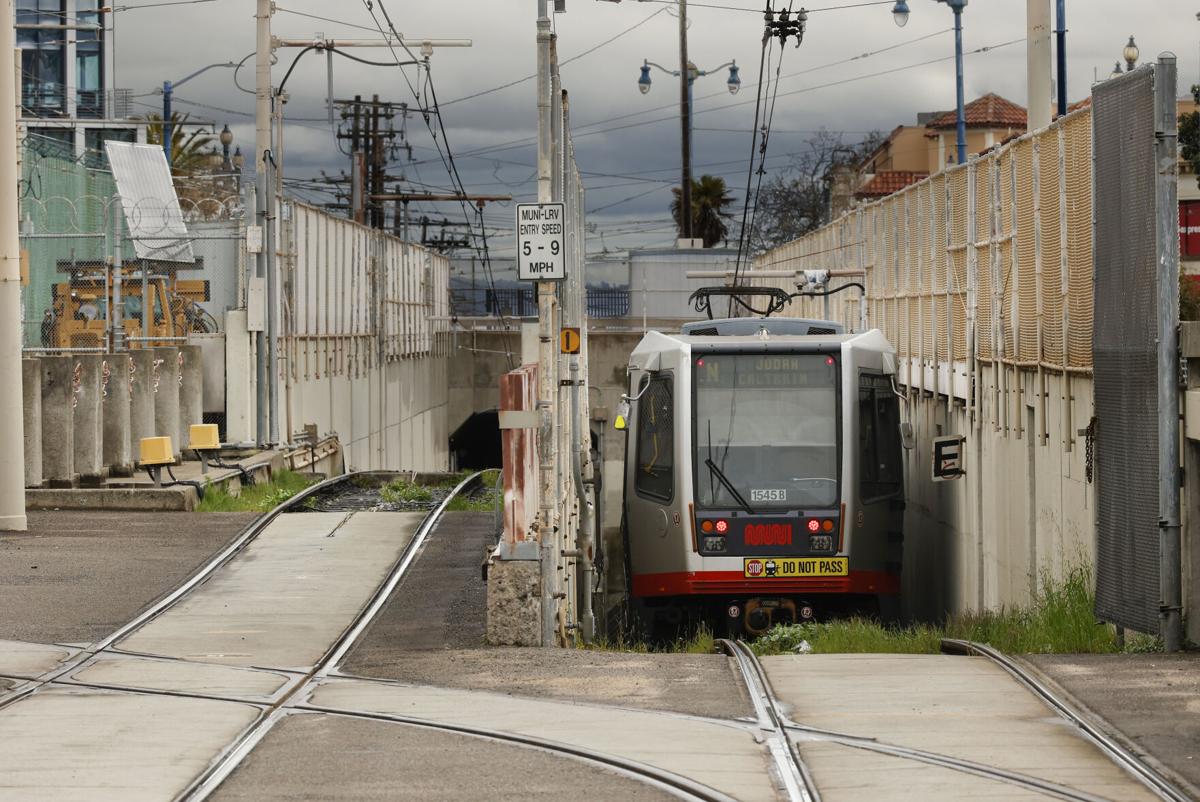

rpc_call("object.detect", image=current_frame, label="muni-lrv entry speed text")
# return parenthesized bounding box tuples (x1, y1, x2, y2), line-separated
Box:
(517, 202, 566, 281)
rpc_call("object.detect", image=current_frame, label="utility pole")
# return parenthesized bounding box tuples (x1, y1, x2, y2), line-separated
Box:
(254, 0, 270, 445)
(678, 0, 692, 243)
(536, 0, 559, 646)
(0, 0, 26, 531)
(1026, 0, 1052, 130)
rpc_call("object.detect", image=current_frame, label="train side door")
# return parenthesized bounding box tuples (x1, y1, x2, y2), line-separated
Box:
(626, 371, 680, 579)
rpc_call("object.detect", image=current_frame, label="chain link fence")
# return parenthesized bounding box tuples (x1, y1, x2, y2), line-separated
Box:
(18, 133, 244, 354)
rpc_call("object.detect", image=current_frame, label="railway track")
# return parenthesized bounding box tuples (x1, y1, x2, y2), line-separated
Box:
(0, 471, 749, 802)
(721, 636, 1192, 802)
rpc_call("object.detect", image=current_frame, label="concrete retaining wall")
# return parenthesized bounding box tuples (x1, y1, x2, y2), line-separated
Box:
(179, 344, 203, 454)
(40, 356, 75, 487)
(102, 354, 133, 476)
(152, 346, 181, 460)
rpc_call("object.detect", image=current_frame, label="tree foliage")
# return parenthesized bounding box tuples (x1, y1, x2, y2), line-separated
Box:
(138, 112, 217, 175)
(744, 129, 883, 254)
(670, 174, 735, 247)
(1181, 84, 1200, 188)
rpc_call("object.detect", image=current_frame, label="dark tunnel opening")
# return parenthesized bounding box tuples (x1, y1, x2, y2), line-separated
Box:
(450, 409, 502, 470)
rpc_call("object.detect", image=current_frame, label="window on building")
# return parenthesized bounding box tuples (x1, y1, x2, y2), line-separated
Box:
(84, 128, 134, 168)
(17, 0, 67, 116)
(75, 0, 104, 118)
(858, 373, 903, 502)
(635, 374, 674, 501)
(26, 127, 73, 158)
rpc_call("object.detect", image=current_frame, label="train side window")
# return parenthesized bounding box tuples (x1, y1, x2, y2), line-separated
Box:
(859, 373, 902, 502)
(635, 374, 674, 501)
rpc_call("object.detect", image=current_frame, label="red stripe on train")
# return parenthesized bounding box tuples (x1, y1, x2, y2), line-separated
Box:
(631, 570, 900, 598)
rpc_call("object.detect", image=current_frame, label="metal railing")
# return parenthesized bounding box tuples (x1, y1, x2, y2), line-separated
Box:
(449, 287, 630, 319)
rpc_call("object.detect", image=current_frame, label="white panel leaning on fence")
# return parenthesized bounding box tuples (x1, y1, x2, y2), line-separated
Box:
(751, 108, 1094, 440)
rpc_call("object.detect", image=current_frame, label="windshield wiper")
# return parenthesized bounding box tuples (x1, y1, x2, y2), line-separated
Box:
(704, 458, 756, 515)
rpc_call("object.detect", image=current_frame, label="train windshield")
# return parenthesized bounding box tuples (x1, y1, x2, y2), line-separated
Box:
(693, 353, 839, 510)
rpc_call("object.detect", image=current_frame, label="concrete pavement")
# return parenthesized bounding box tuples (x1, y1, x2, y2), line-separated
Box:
(0, 511, 256, 644)
(1024, 653, 1200, 796)
(763, 653, 1163, 802)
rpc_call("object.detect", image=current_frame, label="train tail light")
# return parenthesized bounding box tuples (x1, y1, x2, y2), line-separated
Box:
(714, 519, 729, 534)
(806, 519, 820, 533)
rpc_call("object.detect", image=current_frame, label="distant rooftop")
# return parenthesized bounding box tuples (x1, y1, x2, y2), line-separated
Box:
(926, 93, 1027, 130)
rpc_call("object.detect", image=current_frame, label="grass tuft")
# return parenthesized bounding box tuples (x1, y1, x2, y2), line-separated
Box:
(378, 477, 434, 505)
(751, 565, 1165, 657)
(195, 469, 315, 513)
(445, 470, 502, 511)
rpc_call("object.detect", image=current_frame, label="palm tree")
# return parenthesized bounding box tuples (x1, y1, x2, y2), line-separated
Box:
(670, 174, 735, 247)
(139, 112, 217, 175)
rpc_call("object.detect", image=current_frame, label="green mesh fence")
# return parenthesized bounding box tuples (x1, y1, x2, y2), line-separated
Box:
(19, 135, 118, 349)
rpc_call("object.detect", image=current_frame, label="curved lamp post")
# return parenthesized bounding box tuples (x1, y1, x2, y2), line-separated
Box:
(638, 58, 739, 242)
(161, 61, 237, 167)
(893, 0, 968, 165)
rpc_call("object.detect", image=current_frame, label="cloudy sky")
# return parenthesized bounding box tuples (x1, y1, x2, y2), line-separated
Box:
(119, 0, 1200, 261)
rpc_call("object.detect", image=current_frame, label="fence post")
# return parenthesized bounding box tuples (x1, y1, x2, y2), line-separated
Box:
(1155, 55, 1182, 652)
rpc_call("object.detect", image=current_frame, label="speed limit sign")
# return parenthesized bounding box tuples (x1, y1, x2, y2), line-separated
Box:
(516, 202, 566, 281)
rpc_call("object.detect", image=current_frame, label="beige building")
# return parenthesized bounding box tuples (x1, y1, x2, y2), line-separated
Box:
(846, 93, 1028, 211)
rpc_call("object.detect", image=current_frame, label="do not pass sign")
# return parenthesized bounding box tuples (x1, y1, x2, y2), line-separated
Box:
(517, 202, 566, 281)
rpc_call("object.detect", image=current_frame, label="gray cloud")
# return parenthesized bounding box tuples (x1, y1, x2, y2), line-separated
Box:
(116, 0, 1200, 252)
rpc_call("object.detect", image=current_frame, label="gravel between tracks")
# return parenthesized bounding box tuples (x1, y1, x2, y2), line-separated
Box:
(342, 511, 753, 721)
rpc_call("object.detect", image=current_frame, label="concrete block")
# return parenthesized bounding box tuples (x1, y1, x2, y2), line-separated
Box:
(22, 358, 41, 488)
(73, 354, 106, 485)
(152, 346, 181, 461)
(179, 344, 203, 458)
(129, 349, 155, 464)
(486, 558, 543, 646)
(224, 310, 253, 444)
(102, 354, 133, 476)
(40, 356, 76, 488)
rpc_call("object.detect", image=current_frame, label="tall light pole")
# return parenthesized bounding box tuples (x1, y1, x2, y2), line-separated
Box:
(1055, 0, 1067, 118)
(161, 61, 237, 168)
(893, 0, 968, 164)
(678, 0, 691, 242)
(638, 58, 740, 243)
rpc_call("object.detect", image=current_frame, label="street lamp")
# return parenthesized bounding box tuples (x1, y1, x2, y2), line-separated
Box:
(1123, 35, 1139, 72)
(895, 0, 968, 165)
(219, 124, 233, 172)
(637, 58, 738, 242)
(160, 61, 237, 168)
(1110, 61, 1124, 80)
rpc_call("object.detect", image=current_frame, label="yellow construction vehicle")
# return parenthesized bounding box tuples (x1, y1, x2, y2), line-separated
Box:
(42, 259, 213, 350)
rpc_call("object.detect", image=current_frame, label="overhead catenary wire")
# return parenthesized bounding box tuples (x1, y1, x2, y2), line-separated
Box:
(358, 0, 516, 366)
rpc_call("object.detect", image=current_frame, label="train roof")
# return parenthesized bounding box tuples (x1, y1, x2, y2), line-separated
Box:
(629, 325, 896, 371)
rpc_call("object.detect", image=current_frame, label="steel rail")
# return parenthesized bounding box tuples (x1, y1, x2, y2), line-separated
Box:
(0, 469, 359, 713)
(717, 638, 819, 802)
(297, 703, 738, 802)
(942, 639, 1192, 802)
(178, 471, 485, 801)
(783, 723, 1112, 802)
(720, 638, 1117, 802)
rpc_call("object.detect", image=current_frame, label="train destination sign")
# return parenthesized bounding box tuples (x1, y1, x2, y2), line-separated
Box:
(516, 202, 566, 281)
